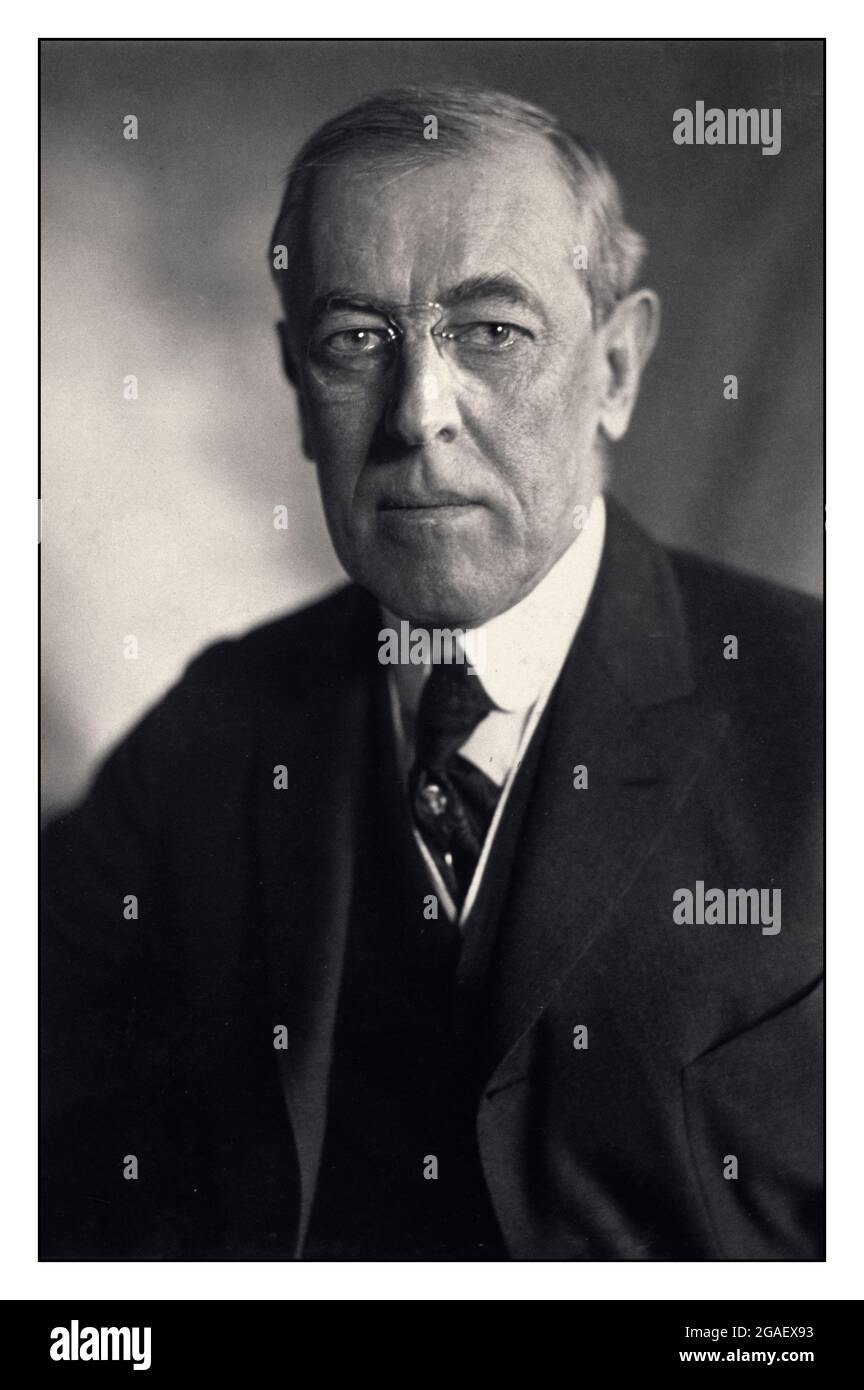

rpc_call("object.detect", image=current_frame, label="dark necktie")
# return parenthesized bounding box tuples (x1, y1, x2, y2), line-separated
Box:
(408, 661, 502, 907)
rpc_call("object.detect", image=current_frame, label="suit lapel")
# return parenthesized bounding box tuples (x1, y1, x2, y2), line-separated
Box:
(254, 586, 379, 1256)
(477, 498, 730, 1084)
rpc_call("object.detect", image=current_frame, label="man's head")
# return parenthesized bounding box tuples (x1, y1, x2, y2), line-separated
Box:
(271, 86, 659, 626)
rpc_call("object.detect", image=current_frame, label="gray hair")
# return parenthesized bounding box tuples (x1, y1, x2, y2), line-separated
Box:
(269, 84, 647, 326)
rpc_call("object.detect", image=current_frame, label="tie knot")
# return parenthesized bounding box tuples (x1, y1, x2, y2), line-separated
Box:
(408, 659, 500, 906)
(414, 660, 495, 774)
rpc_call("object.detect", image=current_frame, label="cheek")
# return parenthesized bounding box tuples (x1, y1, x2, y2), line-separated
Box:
(301, 404, 372, 556)
(465, 361, 597, 506)
(303, 391, 378, 481)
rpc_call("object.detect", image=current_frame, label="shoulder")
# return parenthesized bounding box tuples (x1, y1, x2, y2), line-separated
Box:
(54, 584, 378, 826)
(179, 582, 378, 700)
(92, 583, 376, 776)
(662, 542, 823, 800)
(667, 543, 822, 689)
(597, 495, 822, 719)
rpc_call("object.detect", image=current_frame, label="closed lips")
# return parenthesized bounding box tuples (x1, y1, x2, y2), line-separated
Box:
(379, 494, 478, 509)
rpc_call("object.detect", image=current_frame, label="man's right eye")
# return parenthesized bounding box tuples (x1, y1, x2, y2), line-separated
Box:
(320, 328, 393, 357)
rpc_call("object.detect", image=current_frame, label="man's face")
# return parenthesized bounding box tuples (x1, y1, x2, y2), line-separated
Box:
(288, 138, 611, 626)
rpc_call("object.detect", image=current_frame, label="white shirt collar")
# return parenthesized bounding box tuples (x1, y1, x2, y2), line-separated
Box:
(384, 493, 606, 718)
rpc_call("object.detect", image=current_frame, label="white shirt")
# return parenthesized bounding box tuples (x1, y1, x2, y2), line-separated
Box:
(385, 493, 607, 927)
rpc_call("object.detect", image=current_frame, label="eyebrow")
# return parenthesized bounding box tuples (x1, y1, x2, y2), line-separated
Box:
(309, 274, 546, 322)
(439, 274, 544, 315)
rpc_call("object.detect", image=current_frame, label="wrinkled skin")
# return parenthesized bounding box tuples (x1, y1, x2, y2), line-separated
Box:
(281, 137, 658, 626)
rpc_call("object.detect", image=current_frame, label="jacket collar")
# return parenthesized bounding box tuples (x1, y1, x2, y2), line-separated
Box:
(470, 494, 729, 1086)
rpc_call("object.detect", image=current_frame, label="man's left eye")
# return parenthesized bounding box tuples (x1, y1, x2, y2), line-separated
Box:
(451, 322, 529, 351)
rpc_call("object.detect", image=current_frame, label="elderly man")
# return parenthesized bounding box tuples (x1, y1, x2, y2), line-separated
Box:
(41, 86, 822, 1261)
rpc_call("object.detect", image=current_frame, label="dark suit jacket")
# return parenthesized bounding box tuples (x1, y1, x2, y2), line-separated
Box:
(40, 496, 823, 1260)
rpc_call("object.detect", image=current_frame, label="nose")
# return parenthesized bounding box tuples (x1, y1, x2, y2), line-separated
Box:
(384, 337, 461, 446)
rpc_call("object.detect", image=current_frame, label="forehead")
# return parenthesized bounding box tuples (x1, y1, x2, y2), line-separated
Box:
(304, 137, 587, 311)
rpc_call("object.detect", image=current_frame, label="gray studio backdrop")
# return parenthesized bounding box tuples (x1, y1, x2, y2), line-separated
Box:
(41, 39, 823, 816)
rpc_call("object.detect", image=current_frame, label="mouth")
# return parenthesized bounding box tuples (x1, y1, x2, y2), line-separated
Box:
(377, 497, 484, 530)
(378, 491, 480, 512)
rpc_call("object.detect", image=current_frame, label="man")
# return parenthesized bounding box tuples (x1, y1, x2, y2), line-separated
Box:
(41, 86, 822, 1261)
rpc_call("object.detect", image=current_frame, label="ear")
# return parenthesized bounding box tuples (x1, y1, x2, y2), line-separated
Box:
(276, 321, 317, 463)
(597, 289, 661, 443)
(277, 320, 300, 387)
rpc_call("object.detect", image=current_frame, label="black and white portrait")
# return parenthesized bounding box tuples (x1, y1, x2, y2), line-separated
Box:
(40, 38, 823, 1263)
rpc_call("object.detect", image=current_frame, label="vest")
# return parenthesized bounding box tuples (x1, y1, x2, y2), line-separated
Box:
(303, 667, 551, 1260)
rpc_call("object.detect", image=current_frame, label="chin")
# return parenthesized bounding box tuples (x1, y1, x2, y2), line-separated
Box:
(363, 564, 509, 628)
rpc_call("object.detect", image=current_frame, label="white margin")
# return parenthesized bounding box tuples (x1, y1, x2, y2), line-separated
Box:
(4, 4, 854, 1305)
